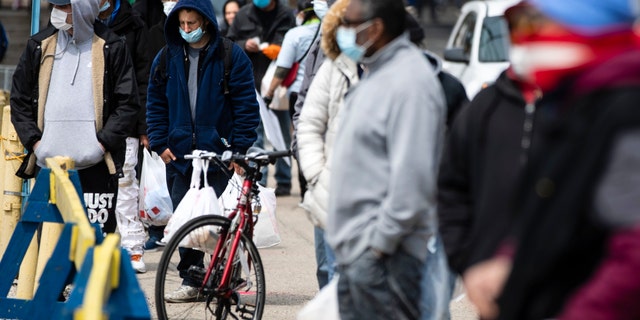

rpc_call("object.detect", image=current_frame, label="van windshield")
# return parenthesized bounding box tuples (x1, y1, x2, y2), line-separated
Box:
(479, 16, 510, 62)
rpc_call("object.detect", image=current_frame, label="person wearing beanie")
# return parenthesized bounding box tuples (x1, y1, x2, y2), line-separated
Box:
(463, 1, 640, 319)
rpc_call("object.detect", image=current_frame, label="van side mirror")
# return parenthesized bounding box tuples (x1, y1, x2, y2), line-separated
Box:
(443, 48, 470, 64)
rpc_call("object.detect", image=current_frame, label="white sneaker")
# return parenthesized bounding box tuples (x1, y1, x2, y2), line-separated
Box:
(131, 254, 147, 273)
(164, 285, 204, 303)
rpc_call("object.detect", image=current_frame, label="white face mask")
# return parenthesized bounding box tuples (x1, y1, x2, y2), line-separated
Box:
(51, 7, 72, 31)
(163, 1, 177, 17)
(509, 43, 592, 80)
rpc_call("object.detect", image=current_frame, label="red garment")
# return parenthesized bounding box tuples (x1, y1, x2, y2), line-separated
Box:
(559, 225, 640, 320)
(511, 28, 640, 93)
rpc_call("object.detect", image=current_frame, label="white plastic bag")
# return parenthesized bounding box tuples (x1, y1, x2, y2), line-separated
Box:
(162, 154, 223, 245)
(297, 276, 341, 320)
(219, 173, 281, 248)
(139, 148, 173, 226)
(253, 186, 280, 248)
(260, 61, 289, 111)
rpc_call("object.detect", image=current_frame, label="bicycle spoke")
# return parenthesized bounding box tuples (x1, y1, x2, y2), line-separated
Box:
(156, 215, 265, 320)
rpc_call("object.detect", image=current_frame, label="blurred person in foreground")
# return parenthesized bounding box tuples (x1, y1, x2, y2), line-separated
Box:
(326, 0, 446, 318)
(463, 1, 640, 319)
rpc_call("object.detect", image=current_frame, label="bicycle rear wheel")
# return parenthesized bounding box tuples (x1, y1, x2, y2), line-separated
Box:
(155, 215, 266, 320)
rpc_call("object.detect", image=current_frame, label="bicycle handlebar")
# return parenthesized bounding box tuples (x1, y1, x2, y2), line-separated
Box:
(185, 149, 291, 164)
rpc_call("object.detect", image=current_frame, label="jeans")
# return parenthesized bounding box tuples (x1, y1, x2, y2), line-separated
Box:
(420, 234, 457, 320)
(314, 227, 336, 289)
(166, 165, 229, 286)
(338, 249, 423, 320)
(254, 110, 291, 187)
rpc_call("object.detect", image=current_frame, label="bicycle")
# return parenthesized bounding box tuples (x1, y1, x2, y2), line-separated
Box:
(155, 148, 291, 320)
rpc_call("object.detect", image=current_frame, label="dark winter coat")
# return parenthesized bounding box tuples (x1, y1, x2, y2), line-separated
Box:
(146, 0, 260, 176)
(10, 23, 139, 179)
(106, 0, 150, 137)
(226, 1, 295, 88)
(498, 49, 640, 319)
(147, 14, 166, 68)
(438, 70, 540, 274)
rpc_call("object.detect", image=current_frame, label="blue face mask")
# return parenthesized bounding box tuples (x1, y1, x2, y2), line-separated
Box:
(179, 27, 205, 44)
(253, 0, 271, 9)
(99, 1, 111, 13)
(336, 21, 374, 62)
(313, 0, 328, 19)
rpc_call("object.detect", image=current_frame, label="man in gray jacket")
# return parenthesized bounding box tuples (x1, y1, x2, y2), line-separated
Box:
(327, 0, 446, 318)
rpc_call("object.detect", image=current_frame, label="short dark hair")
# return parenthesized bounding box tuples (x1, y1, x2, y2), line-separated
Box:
(359, 0, 406, 39)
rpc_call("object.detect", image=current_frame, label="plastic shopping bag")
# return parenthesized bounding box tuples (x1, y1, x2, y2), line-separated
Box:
(253, 186, 280, 248)
(260, 61, 289, 111)
(162, 152, 222, 245)
(139, 148, 173, 226)
(297, 276, 341, 320)
(219, 173, 281, 248)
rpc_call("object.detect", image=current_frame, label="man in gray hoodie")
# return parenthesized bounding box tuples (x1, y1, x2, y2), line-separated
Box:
(326, 0, 446, 318)
(11, 0, 139, 235)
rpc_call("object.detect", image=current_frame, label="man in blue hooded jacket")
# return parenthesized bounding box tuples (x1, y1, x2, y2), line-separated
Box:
(146, 0, 260, 302)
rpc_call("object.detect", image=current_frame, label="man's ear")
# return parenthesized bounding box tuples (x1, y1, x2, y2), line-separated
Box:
(369, 18, 385, 45)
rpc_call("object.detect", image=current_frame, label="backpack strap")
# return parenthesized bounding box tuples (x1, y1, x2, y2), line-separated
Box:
(153, 45, 169, 83)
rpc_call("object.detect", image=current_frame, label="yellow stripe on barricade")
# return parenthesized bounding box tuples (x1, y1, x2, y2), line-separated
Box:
(45, 157, 96, 269)
(74, 233, 121, 320)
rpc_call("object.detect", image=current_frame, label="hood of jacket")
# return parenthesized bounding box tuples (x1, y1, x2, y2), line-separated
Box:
(108, 0, 145, 35)
(494, 70, 529, 103)
(71, 0, 99, 43)
(164, 0, 219, 48)
(321, 0, 349, 61)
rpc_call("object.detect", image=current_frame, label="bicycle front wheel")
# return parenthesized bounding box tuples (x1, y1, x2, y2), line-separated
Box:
(155, 215, 266, 320)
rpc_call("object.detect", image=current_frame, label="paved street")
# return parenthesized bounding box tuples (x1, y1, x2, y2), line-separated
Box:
(135, 162, 479, 319)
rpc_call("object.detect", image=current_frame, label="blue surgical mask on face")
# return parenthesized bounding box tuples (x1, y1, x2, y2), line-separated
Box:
(253, 0, 271, 9)
(179, 27, 205, 44)
(313, 0, 328, 19)
(99, 1, 111, 13)
(336, 21, 374, 62)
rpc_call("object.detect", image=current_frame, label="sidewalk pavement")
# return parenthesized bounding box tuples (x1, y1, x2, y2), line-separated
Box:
(135, 163, 479, 319)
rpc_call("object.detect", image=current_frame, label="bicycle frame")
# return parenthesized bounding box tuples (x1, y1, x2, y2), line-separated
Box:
(201, 162, 258, 299)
